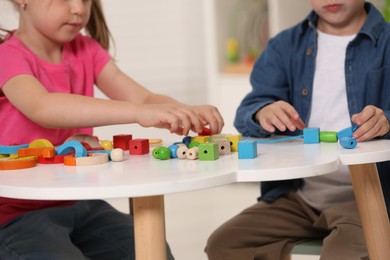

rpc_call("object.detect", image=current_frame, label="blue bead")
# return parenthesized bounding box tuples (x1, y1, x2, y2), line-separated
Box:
(339, 137, 357, 149)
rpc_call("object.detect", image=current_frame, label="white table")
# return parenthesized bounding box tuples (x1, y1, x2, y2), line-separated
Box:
(338, 140, 390, 260)
(0, 153, 237, 260)
(0, 139, 389, 259)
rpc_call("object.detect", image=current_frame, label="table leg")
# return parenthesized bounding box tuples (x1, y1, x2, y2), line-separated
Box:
(131, 195, 167, 260)
(349, 163, 390, 260)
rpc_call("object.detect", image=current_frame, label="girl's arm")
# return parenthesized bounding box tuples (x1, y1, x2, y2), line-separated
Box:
(95, 60, 224, 134)
(2, 61, 223, 135)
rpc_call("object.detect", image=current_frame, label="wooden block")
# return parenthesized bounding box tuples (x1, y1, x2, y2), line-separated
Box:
(199, 143, 219, 161)
(210, 138, 231, 155)
(0, 157, 37, 170)
(225, 134, 242, 152)
(238, 140, 257, 159)
(113, 134, 132, 150)
(129, 139, 150, 155)
(191, 136, 210, 144)
(303, 128, 320, 144)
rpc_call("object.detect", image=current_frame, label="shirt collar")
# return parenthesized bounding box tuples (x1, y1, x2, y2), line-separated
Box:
(298, 2, 385, 46)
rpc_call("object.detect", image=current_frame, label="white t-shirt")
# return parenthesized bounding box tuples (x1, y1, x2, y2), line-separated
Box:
(297, 30, 356, 211)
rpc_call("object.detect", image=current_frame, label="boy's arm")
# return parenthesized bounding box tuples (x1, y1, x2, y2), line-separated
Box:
(234, 37, 293, 137)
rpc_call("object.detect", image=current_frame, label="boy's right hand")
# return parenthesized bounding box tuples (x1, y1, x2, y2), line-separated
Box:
(255, 101, 305, 133)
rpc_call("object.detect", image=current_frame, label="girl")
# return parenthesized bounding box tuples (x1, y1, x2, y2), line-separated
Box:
(0, 0, 224, 259)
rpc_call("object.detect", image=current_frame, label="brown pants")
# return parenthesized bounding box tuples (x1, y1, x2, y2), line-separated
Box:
(205, 192, 368, 260)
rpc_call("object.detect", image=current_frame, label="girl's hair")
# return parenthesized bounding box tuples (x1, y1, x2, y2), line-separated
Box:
(0, 28, 10, 44)
(86, 0, 112, 51)
(1, 0, 112, 50)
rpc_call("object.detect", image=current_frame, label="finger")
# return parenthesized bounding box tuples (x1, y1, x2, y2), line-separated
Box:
(267, 115, 287, 132)
(354, 106, 375, 125)
(280, 105, 303, 131)
(259, 117, 276, 132)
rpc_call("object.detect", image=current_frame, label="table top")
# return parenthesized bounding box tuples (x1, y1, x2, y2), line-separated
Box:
(1, 138, 389, 201)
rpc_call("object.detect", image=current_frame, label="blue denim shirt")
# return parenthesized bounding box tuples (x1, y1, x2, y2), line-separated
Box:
(234, 3, 390, 214)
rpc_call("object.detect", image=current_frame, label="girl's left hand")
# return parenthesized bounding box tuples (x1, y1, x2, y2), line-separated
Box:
(351, 105, 390, 141)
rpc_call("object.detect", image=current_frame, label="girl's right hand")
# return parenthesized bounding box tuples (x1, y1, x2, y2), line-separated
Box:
(255, 101, 305, 133)
(135, 103, 204, 136)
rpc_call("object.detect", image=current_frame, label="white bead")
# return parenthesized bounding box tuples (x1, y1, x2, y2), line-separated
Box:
(110, 148, 125, 162)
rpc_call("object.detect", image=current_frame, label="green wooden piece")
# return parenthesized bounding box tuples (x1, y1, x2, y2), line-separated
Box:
(199, 143, 219, 161)
(319, 131, 338, 143)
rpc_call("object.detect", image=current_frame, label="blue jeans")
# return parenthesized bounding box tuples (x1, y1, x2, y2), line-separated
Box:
(0, 200, 174, 260)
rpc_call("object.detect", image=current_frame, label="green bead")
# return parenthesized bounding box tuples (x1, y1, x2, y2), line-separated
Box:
(188, 141, 200, 149)
(152, 146, 171, 160)
(319, 131, 338, 143)
(152, 146, 164, 159)
(158, 147, 171, 160)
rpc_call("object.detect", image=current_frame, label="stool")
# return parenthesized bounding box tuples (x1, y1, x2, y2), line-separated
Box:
(285, 239, 322, 260)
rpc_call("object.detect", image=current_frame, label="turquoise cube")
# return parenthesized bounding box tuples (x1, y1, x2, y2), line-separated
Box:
(303, 128, 320, 144)
(238, 141, 257, 159)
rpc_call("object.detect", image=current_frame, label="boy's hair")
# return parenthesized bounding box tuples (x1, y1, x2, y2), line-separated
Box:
(0, 0, 112, 50)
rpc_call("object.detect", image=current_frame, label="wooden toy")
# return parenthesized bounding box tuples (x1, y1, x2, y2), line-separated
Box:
(339, 137, 357, 149)
(319, 131, 338, 142)
(64, 153, 109, 166)
(0, 144, 29, 155)
(188, 141, 200, 149)
(210, 138, 231, 155)
(129, 139, 149, 155)
(238, 140, 257, 159)
(303, 128, 320, 144)
(56, 140, 87, 157)
(186, 147, 199, 160)
(182, 136, 192, 147)
(38, 155, 65, 164)
(191, 136, 209, 144)
(65, 134, 100, 149)
(29, 139, 54, 148)
(0, 156, 37, 170)
(113, 134, 132, 150)
(176, 146, 188, 159)
(225, 134, 242, 152)
(18, 147, 55, 157)
(100, 140, 113, 150)
(152, 146, 171, 160)
(149, 138, 163, 147)
(168, 144, 179, 158)
(110, 148, 125, 162)
(199, 143, 219, 161)
(199, 126, 212, 136)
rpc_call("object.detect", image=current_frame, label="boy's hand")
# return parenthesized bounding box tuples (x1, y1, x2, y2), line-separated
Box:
(256, 101, 305, 133)
(351, 105, 390, 141)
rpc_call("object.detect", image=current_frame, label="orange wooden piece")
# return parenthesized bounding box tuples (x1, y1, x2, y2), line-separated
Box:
(0, 157, 37, 170)
(38, 155, 64, 164)
(64, 155, 76, 166)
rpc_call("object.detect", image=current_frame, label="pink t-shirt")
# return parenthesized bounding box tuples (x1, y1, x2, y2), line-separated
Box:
(0, 33, 110, 145)
(0, 33, 111, 225)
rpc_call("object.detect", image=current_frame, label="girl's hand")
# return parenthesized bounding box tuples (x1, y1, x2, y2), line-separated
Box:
(134, 104, 223, 136)
(255, 101, 305, 133)
(183, 105, 224, 135)
(351, 105, 390, 141)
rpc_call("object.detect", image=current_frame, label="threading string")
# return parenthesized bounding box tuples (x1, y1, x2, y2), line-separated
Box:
(242, 135, 303, 144)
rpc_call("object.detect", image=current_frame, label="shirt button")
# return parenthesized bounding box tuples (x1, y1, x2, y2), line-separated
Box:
(306, 48, 313, 56)
(301, 88, 309, 96)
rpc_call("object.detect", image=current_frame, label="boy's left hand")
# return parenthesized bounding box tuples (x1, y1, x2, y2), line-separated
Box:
(351, 105, 390, 141)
